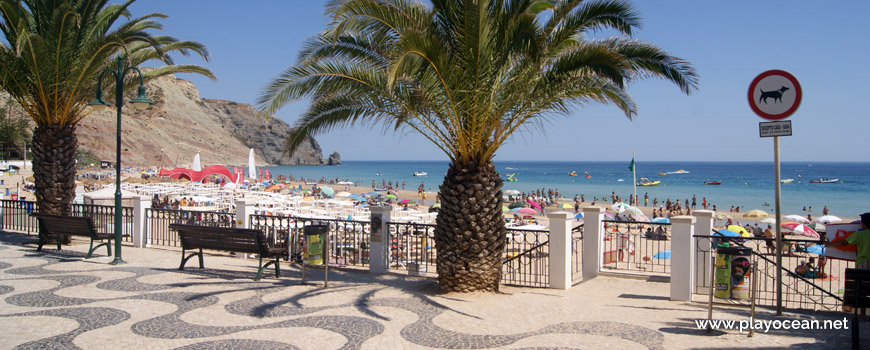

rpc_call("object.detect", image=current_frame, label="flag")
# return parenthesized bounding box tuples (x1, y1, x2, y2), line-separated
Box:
(628, 156, 635, 172)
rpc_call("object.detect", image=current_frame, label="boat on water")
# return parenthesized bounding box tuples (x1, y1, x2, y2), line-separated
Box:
(809, 178, 838, 183)
(506, 173, 518, 182)
(637, 178, 660, 186)
(413, 171, 427, 176)
(569, 171, 578, 176)
(780, 178, 794, 184)
(585, 172, 591, 179)
(667, 169, 690, 174)
(657, 172, 666, 176)
(704, 181, 722, 185)
(617, 179, 624, 182)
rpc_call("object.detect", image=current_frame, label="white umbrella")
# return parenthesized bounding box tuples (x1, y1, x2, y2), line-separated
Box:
(335, 191, 352, 197)
(784, 214, 809, 223)
(815, 215, 842, 224)
(191, 153, 201, 171)
(611, 202, 643, 215)
(759, 217, 777, 224)
(504, 190, 520, 195)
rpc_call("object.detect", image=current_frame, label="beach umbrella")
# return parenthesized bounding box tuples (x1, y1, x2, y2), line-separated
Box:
(632, 213, 650, 222)
(517, 208, 537, 215)
(504, 190, 520, 195)
(784, 215, 809, 223)
(726, 225, 751, 238)
(743, 209, 769, 218)
(432, 203, 441, 209)
(509, 201, 525, 209)
(808, 222, 826, 233)
(320, 186, 335, 195)
(653, 250, 671, 259)
(714, 214, 731, 220)
(815, 215, 842, 224)
(559, 203, 573, 209)
(368, 192, 383, 197)
(503, 205, 510, 212)
(349, 195, 365, 201)
(335, 191, 351, 197)
(782, 223, 819, 238)
(399, 199, 415, 204)
(602, 211, 615, 220)
(387, 189, 399, 196)
(611, 202, 643, 215)
(527, 199, 542, 211)
(385, 194, 398, 199)
(714, 229, 742, 238)
(759, 217, 777, 224)
(574, 212, 584, 219)
(651, 217, 670, 224)
(806, 244, 826, 255)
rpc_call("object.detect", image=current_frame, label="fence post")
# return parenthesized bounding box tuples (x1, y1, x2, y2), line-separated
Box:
(670, 215, 696, 301)
(693, 210, 714, 294)
(132, 196, 150, 248)
(548, 211, 572, 289)
(235, 199, 255, 258)
(368, 206, 391, 274)
(581, 206, 604, 282)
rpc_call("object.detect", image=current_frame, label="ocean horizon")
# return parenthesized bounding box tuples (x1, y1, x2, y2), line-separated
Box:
(262, 160, 870, 219)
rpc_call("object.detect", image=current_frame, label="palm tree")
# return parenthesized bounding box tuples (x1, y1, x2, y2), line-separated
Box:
(259, 0, 698, 292)
(0, 0, 214, 215)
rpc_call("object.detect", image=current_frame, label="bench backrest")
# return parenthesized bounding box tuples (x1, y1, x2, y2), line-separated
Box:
(170, 224, 268, 255)
(32, 213, 96, 237)
(845, 268, 870, 308)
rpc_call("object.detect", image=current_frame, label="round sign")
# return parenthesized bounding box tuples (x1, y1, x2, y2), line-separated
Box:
(747, 70, 802, 120)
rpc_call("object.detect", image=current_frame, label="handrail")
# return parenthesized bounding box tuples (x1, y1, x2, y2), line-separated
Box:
(701, 231, 843, 303)
(503, 240, 549, 264)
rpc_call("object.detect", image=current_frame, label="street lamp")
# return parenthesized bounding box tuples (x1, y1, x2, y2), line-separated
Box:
(89, 56, 152, 265)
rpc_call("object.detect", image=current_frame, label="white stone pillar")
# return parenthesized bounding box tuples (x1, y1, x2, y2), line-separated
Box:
(693, 210, 714, 294)
(132, 195, 150, 248)
(670, 215, 696, 301)
(368, 206, 391, 274)
(235, 199, 255, 258)
(548, 211, 572, 289)
(581, 206, 604, 282)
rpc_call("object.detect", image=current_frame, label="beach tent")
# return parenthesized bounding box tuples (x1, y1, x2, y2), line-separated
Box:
(83, 186, 139, 206)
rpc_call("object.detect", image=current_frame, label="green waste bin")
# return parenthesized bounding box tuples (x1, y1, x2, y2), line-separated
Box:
(714, 247, 752, 300)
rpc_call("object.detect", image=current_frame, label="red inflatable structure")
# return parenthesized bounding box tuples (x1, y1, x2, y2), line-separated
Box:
(159, 165, 238, 183)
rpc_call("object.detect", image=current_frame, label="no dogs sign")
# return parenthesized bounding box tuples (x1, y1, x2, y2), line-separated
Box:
(748, 70, 802, 120)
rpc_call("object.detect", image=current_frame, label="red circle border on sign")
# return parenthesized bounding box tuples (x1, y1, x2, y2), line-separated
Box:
(747, 69, 802, 120)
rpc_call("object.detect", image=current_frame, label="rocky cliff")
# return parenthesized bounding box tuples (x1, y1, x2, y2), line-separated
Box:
(71, 74, 339, 168)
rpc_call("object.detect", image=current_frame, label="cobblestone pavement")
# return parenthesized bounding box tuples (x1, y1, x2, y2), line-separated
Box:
(0, 232, 861, 349)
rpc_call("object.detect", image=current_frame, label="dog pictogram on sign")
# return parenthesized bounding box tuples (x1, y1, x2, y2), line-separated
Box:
(748, 70, 802, 120)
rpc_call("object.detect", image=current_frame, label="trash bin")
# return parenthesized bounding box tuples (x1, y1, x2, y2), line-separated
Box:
(303, 224, 328, 266)
(714, 247, 753, 300)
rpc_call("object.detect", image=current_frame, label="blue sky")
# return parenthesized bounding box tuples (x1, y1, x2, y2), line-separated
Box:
(128, 0, 870, 162)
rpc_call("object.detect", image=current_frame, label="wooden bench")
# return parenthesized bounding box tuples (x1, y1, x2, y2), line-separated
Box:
(169, 224, 283, 281)
(845, 268, 870, 349)
(31, 213, 113, 259)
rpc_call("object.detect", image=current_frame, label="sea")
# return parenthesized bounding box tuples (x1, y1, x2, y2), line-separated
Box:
(261, 161, 870, 218)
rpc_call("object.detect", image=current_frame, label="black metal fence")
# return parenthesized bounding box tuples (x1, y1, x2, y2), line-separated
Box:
(601, 220, 671, 275)
(502, 227, 550, 287)
(572, 224, 584, 283)
(146, 208, 234, 247)
(251, 214, 371, 267)
(387, 222, 435, 271)
(694, 234, 850, 311)
(1, 200, 133, 242)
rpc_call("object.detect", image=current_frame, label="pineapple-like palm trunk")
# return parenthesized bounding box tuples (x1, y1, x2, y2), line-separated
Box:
(32, 124, 77, 216)
(435, 159, 505, 292)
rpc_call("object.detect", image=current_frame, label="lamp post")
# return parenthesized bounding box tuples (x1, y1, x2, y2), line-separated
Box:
(89, 56, 152, 265)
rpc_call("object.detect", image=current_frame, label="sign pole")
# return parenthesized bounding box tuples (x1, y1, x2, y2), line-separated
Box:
(774, 136, 783, 315)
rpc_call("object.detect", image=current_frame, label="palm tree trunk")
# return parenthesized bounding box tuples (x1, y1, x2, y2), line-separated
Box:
(435, 159, 505, 292)
(32, 124, 77, 216)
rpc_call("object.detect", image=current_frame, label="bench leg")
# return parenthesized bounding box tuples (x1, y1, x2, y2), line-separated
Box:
(255, 256, 265, 281)
(259, 257, 280, 280)
(179, 248, 203, 270)
(86, 238, 111, 259)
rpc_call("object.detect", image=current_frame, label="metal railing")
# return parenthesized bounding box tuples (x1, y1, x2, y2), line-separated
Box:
(387, 222, 435, 271)
(502, 227, 550, 287)
(146, 208, 234, 247)
(1, 199, 38, 234)
(601, 220, 671, 275)
(251, 214, 371, 267)
(1, 200, 134, 242)
(572, 224, 584, 283)
(694, 234, 850, 311)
